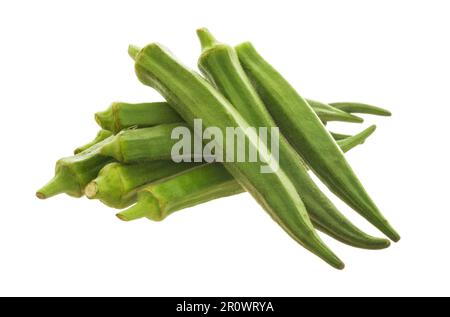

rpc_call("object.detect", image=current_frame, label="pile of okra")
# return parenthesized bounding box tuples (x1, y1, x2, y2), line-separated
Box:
(37, 28, 398, 269)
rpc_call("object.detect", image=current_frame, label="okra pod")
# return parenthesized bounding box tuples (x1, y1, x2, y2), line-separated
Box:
(130, 43, 344, 269)
(330, 102, 392, 116)
(117, 164, 243, 222)
(95, 100, 361, 133)
(117, 127, 385, 249)
(196, 29, 388, 250)
(36, 137, 114, 199)
(74, 129, 113, 154)
(85, 160, 200, 209)
(95, 102, 183, 133)
(236, 41, 399, 241)
(99, 122, 360, 164)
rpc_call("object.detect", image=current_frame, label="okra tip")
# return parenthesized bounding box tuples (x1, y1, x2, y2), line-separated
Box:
(387, 228, 401, 242)
(330, 102, 392, 117)
(351, 124, 377, 144)
(345, 113, 364, 123)
(196, 27, 219, 51)
(116, 203, 148, 222)
(117, 192, 162, 221)
(317, 247, 345, 270)
(370, 215, 400, 242)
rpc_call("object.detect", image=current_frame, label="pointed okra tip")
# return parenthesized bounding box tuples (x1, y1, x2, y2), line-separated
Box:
(346, 114, 364, 123)
(373, 238, 391, 249)
(196, 27, 219, 52)
(352, 124, 377, 142)
(327, 251, 345, 270)
(115, 203, 148, 222)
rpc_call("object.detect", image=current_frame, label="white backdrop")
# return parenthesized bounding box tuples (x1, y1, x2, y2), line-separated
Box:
(1, 0, 449, 296)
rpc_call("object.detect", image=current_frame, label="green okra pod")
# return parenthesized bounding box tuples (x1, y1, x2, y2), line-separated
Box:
(95, 102, 183, 133)
(98, 120, 373, 163)
(330, 102, 392, 116)
(95, 100, 361, 133)
(117, 125, 383, 249)
(99, 122, 361, 164)
(85, 160, 200, 209)
(36, 137, 114, 199)
(196, 28, 388, 250)
(74, 129, 113, 154)
(235, 41, 399, 242)
(118, 164, 242, 222)
(130, 42, 344, 269)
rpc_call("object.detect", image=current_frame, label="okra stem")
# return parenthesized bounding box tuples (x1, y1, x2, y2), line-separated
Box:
(128, 45, 140, 60)
(36, 168, 79, 199)
(36, 137, 114, 199)
(197, 27, 218, 51)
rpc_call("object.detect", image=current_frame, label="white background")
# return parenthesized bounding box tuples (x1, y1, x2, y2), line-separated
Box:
(0, 0, 449, 296)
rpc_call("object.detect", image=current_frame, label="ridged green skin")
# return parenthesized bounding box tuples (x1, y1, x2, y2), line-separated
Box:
(235, 42, 399, 242)
(95, 102, 183, 133)
(36, 137, 114, 199)
(95, 100, 360, 133)
(85, 160, 200, 209)
(131, 43, 344, 269)
(118, 164, 243, 222)
(100, 123, 188, 163)
(74, 129, 113, 154)
(99, 122, 365, 164)
(196, 29, 388, 250)
(330, 102, 392, 116)
(118, 125, 384, 249)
